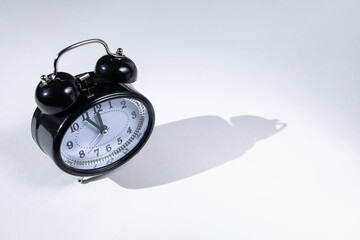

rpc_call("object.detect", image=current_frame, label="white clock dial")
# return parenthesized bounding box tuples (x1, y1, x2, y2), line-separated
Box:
(60, 98, 149, 170)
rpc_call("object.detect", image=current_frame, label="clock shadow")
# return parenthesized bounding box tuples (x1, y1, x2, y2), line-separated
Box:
(92, 115, 286, 188)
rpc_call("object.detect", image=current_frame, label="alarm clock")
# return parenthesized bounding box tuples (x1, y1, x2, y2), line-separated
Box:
(31, 39, 155, 178)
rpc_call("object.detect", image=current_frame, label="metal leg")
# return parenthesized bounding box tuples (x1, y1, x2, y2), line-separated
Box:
(77, 174, 105, 184)
(77, 177, 85, 183)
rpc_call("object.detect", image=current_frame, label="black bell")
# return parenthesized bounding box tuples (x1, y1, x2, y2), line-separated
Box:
(95, 54, 137, 84)
(35, 72, 80, 115)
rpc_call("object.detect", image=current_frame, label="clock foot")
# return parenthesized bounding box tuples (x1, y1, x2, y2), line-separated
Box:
(77, 175, 105, 184)
(77, 177, 85, 183)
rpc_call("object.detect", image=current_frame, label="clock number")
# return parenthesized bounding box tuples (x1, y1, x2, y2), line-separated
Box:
(127, 127, 132, 134)
(117, 137, 123, 145)
(107, 158, 114, 165)
(66, 141, 73, 149)
(108, 100, 113, 109)
(81, 111, 89, 121)
(93, 104, 103, 113)
(94, 148, 99, 156)
(106, 144, 112, 152)
(70, 123, 79, 133)
(123, 148, 129, 154)
(79, 150, 85, 158)
(121, 100, 126, 109)
(131, 111, 137, 119)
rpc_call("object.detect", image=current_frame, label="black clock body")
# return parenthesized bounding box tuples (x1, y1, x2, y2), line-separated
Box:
(31, 72, 155, 176)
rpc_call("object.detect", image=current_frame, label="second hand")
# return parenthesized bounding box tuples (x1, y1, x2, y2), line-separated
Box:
(87, 127, 110, 155)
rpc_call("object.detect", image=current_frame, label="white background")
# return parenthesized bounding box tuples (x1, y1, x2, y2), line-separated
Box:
(0, 0, 359, 239)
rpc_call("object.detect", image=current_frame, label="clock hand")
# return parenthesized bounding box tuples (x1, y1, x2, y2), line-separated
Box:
(87, 127, 110, 155)
(96, 112, 109, 135)
(87, 133, 103, 155)
(85, 117, 102, 131)
(89, 132, 102, 146)
(96, 112, 105, 127)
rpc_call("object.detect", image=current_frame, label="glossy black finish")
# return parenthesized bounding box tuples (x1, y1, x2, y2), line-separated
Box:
(31, 76, 155, 176)
(35, 72, 80, 115)
(95, 55, 137, 84)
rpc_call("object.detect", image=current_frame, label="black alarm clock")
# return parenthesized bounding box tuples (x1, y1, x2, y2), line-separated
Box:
(31, 39, 155, 179)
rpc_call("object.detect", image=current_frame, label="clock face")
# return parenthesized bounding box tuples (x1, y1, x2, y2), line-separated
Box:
(60, 97, 150, 170)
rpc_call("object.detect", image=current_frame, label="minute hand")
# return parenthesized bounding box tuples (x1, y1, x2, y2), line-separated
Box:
(96, 112, 105, 128)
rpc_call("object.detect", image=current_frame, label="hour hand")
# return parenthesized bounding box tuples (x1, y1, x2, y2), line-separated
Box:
(85, 117, 102, 131)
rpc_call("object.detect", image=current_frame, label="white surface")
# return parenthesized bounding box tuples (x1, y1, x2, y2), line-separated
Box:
(0, 0, 359, 239)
